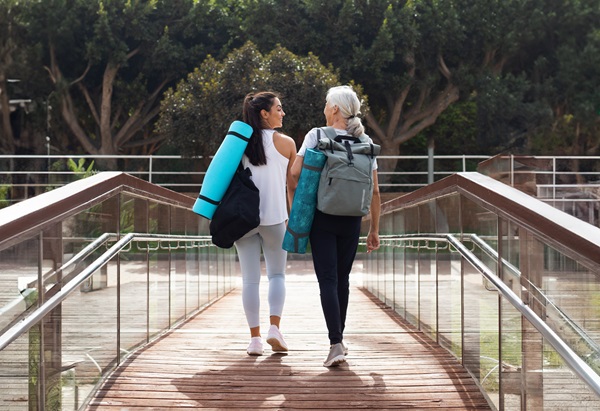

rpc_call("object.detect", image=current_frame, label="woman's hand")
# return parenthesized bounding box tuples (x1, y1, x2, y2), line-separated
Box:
(366, 231, 380, 253)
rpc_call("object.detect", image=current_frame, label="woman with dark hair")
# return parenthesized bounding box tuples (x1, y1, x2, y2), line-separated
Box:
(290, 85, 381, 367)
(236, 91, 296, 356)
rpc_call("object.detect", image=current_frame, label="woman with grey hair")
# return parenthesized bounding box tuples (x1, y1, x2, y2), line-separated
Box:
(290, 85, 381, 367)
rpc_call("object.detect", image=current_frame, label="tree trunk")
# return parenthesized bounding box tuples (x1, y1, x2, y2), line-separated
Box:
(366, 83, 460, 176)
(99, 63, 119, 155)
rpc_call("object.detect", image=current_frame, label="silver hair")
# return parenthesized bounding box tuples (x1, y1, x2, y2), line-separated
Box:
(326, 85, 365, 137)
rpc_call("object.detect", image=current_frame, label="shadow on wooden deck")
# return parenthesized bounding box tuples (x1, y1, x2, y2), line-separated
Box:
(87, 259, 490, 410)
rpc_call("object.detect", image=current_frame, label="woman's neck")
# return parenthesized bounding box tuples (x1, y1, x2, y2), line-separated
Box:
(330, 118, 347, 130)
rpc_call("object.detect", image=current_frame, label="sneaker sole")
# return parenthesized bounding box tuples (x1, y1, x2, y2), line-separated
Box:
(266, 337, 288, 352)
(247, 350, 263, 356)
(323, 355, 346, 367)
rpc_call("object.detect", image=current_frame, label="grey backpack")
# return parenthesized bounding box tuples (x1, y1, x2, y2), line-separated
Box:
(316, 127, 381, 216)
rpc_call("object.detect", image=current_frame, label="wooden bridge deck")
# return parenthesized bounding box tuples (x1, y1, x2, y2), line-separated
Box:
(87, 260, 490, 410)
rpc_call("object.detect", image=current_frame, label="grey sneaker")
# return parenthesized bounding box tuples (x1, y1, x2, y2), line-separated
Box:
(266, 324, 288, 352)
(323, 343, 346, 367)
(342, 341, 348, 355)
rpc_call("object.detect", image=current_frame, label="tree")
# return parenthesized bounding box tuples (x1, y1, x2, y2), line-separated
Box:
(539, 0, 600, 155)
(4, 0, 600, 162)
(23, 0, 239, 157)
(237, 0, 564, 167)
(156, 42, 341, 158)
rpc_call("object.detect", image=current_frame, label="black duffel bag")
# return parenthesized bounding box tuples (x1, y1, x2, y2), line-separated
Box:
(209, 164, 260, 248)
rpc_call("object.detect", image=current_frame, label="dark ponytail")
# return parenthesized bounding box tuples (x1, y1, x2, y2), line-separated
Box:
(242, 91, 278, 166)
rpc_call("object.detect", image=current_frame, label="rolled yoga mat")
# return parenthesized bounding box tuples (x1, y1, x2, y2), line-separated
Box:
(282, 148, 326, 253)
(192, 120, 254, 219)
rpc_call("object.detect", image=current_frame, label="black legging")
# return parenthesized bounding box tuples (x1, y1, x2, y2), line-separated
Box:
(309, 209, 362, 345)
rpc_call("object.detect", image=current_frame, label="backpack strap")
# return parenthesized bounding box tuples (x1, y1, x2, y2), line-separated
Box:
(321, 126, 338, 140)
(318, 127, 377, 159)
(316, 127, 335, 153)
(343, 140, 355, 165)
(314, 128, 324, 149)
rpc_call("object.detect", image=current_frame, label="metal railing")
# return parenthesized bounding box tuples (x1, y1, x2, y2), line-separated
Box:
(3, 153, 599, 226)
(3, 168, 600, 410)
(0, 171, 230, 410)
(478, 154, 600, 227)
(370, 233, 600, 398)
(0, 154, 488, 197)
(0, 233, 229, 351)
(363, 171, 600, 410)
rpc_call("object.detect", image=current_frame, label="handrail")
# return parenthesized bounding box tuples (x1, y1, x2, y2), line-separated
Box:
(0, 233, 212, 351)
(0, 172, 195, 250)
(381, 173, 600, 268)
(466, 233, 600, 362)
(0, 233, 114, 333)
(377, 233, 600, 397)
(25, 232, 114, 290)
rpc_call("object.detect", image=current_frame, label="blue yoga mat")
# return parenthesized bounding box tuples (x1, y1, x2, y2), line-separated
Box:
(192, 121, 253, 219)
(282, 148, 326, 253)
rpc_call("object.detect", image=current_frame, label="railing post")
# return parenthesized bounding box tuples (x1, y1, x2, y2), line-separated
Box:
(39, 224, 64, 410)
(510, 155, 515, 187)
(519, 228, 544, 409)
(428, 138, 434, 184)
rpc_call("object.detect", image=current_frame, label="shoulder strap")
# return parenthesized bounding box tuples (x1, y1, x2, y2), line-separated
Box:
(323, 126, 367, 144)
(320, 127, 338, 140)
(313, 128, 322, 149)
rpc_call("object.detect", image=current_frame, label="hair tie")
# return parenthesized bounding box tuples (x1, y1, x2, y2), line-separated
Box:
(348, 115, 355, 119)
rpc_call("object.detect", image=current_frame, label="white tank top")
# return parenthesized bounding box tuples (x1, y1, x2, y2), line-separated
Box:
(242, 129, 289, 226)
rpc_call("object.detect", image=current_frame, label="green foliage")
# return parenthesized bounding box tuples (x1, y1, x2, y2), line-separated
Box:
(476, 73, 553, 152)
(0, 184, 9, 208)
(18, 0, 242, 155)
(482, 0, 600, 154)
(3, 0, 600, 158)
(45, 158, 97, 192)
(412, 101, 479, 154)
(156, 41, 341, 156)
(66, 158, 96, 178)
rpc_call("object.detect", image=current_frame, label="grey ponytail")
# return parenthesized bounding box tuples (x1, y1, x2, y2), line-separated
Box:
(326, 85, 365, 137)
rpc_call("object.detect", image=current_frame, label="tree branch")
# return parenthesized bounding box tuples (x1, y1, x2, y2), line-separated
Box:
(46, 42, 97, 154)
(114, 79, 169, 147)
(77, 82, 100, 125)
(438, 54, 452, 79)
(99, 63, 119, 153)
(69, 63, 91, 86)
(365, 111, 387, 145)
(386, 52, 416, 137)
(396, 84, 460, 145)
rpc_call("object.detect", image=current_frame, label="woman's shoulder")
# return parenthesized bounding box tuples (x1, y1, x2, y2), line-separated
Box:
(273, 130, 295, 146)
(273, 131, 296, 158)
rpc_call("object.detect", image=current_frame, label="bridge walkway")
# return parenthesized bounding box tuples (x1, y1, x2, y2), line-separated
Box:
(88, 260, 490, 410)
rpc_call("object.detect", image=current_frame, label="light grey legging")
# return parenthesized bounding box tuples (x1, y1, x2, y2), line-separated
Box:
(234, 222, 287, 329)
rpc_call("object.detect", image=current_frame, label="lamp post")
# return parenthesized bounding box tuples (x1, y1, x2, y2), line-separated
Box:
(45, 92, 53, 173)
(46, 136, 50, 172)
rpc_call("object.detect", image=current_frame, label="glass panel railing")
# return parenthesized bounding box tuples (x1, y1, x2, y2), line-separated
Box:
(363, 172, 600, 410)
(0, 236, 40, 332)
(0, 173, 236, 410)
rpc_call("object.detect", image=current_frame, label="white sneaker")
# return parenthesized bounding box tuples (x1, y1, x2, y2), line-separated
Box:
(323, 343, 346, 367)
(342, 341, 348, 355)
(266, 324, 288, 352)
(247, 337, 263, 356)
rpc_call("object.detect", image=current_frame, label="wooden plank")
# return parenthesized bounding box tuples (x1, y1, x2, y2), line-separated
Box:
(86, 263, 490, 410)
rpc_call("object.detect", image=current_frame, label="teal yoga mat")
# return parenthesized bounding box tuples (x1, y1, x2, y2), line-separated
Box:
(192, 121, 253, 220)
(282, 148, 326, 253)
